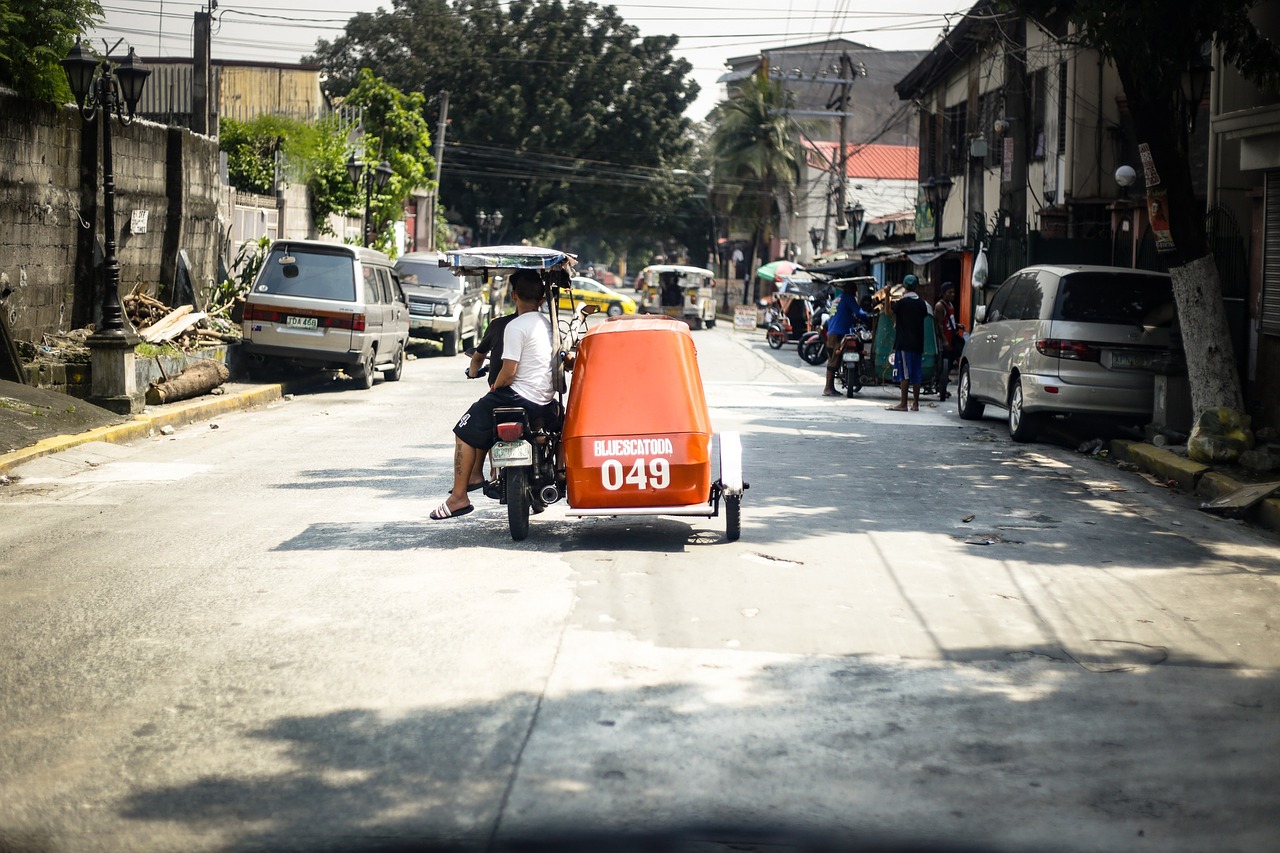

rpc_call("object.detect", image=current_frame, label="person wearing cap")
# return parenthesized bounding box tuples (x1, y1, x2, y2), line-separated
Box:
(821, 279, 869, 396)
(934, 282, 962, 401)
(888, 274, 930, 411)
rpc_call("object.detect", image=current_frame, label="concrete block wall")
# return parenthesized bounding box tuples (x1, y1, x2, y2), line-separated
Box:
(0, 93, 82, 342)
(0, 89, 223, 347)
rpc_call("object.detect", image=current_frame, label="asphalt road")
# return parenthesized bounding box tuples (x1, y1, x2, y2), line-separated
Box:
(2, 319, 1278, 852)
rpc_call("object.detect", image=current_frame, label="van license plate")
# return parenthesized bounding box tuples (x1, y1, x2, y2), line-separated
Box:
(287, 315, 318, 330)
(1112, 351, 1157, 370)
(491, 441, 532, 466)
(842, 351, 860, 363)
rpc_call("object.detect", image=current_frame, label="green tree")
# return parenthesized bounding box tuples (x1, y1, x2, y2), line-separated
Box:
(342, 68, 435, 252)
(710, 72, 804, 302)
(1005, 0, 1280, 435)
(307, 0, 696, 248)
(0, 0, 102, 103)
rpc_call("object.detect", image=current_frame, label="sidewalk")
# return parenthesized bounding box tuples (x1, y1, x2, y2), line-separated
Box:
(0, 378, 299, 477)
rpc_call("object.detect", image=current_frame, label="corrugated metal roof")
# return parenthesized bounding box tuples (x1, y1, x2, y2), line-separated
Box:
(804, 142, 918, 181)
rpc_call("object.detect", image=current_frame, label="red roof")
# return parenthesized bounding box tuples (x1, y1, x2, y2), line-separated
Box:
(803, 142, 918, 181)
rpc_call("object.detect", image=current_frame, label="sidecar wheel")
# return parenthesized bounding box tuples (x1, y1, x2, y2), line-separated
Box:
(725, 495, 741, 542)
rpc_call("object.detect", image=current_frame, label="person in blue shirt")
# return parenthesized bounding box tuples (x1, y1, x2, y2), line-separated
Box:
(822, 279, 869, 396)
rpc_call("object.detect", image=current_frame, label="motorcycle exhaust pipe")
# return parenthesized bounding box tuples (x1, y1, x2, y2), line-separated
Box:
(539, 484, 560, 504)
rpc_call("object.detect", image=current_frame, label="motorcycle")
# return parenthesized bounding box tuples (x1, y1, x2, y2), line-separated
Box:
(797, 288, 835, 365)
(833, 322, 875, 397)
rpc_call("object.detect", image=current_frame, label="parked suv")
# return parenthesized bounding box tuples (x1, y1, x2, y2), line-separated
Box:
(240, 240, 409, 389)
(958, 265, 1177, 442)
(394, 251, 485, 355)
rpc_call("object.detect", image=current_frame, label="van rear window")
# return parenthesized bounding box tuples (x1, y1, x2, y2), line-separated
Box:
(1054, 273, 1174, 326)
(255, 249, 356, 302)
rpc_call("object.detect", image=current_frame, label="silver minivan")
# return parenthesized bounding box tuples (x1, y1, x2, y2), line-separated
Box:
(958, 265, 1177, 441)
(240, 240, 410, 389)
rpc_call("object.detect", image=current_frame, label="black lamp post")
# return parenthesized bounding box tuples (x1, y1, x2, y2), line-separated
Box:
(347, 155, 394, 247)
(61, 38, 150, 340)
(1180, 55, 1213, 132)
(846, 201, 865, 248)
(923, 175, 954, 247)
(809, 226, 824, 256)
(476, 209, 504, 245)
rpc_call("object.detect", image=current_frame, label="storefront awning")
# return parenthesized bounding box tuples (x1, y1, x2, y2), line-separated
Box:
(866, 239, 965, 266)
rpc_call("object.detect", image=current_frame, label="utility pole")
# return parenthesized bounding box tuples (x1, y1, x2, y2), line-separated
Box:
(192, 8, 212, 135)
(425, 90, 448, 251)
(831, 52, 853, 246)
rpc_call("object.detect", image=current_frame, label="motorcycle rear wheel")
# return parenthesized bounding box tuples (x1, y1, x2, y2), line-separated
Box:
(506, 468, 531, 541)
(798, 336, 827, 365)
(844, 362, 861, 396)
(766, 324, 787, 349)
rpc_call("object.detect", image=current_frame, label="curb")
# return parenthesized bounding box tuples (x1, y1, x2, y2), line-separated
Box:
(1110, 438, 1280, 535)
(0, 382, 287, 476)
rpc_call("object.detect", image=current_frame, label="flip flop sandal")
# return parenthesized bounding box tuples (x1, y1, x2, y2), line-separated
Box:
(429, 502, 474, 520)
(482, 480, 502, 501)
(467, 481, 484, 492)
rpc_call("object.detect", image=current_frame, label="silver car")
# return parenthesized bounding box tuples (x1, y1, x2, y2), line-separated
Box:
(394, 251, 486, 356)
(957, 265, 1177, 441)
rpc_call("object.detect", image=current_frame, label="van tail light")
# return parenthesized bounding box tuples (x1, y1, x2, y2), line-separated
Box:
(689, 293, 697, 303)
(1036, 338, 1101, 362)
(496, 423, 524, 442)
(322, 313, 366, 331)
(243, 304, 285, 323)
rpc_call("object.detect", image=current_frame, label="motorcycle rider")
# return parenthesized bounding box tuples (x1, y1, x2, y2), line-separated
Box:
(821, 279, 870, 396)
(432, 270, 554, 520)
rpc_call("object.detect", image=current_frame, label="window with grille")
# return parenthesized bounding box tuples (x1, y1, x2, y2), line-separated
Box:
(1263, 172, 1280, 335)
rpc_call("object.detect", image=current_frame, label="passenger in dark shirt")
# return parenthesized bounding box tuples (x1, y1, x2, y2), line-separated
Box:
(888, 274, 930, 411)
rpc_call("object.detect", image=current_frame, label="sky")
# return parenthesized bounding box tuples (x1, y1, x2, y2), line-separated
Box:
(90, 0, 975, 120)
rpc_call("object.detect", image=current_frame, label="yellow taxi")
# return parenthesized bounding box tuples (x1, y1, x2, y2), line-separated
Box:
(557, 276, 637, 317)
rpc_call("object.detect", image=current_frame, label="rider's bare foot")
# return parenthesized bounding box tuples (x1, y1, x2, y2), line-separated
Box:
(887, 404, 908, 411)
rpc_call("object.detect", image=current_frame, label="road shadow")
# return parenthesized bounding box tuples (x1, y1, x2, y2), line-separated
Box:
(108, 652, 1280, 852)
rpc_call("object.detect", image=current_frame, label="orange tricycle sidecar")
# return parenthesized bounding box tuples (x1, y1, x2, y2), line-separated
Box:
(562, 315, 714, 510)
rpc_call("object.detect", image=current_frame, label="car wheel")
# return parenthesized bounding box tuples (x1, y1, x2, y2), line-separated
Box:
(957, 363, 985, 420)
(1008, 376, 1039, 442)
(384, 344, 404, 382)
(706, 318, 716, 329)
(354, 350, 376, 390)
(607, 302, 624, 317)
(442, 330, 459, 357)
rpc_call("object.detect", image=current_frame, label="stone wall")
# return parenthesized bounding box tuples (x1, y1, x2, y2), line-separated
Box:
(0, 88, 223, 346)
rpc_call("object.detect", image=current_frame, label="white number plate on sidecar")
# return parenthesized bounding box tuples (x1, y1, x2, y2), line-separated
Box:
(491, 440, 532, 466)
(842, 351, 860, 363)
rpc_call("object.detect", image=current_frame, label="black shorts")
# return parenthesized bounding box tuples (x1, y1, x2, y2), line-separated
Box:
(453, 388, 553, 451)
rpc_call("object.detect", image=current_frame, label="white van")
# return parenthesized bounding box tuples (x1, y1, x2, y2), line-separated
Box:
(240, 240, 410, 389)
(958, 265, 1177, 441)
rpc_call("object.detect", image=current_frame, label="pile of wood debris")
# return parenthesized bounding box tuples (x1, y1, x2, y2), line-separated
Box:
(123, 291, 241, 349)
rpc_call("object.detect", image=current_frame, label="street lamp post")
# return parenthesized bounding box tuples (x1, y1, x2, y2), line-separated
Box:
(923, 175, 954, 247)
(347, 155, 394, 247)
(61, 37, 151, 414)
(845, 201, 865, 248)
(476, 209, 503, 244)
(809, 226, 824, 258)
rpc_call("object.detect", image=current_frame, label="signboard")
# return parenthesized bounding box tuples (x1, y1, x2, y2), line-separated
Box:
(130, 209, 149, 235)
(733, 305, 757, 331)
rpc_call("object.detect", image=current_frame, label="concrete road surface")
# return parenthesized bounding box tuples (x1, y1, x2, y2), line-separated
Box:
(2, 319, 1277, 852)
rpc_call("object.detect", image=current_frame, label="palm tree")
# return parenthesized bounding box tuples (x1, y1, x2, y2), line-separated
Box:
(710, 72, 804, 304)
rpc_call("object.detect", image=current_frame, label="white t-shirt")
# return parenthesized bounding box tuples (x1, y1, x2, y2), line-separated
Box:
(502, 310, 554, 404)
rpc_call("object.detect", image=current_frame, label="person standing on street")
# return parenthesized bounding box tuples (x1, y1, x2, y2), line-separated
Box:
(822, 279, 868, 396)
(888, 274, 930, 412)
(933, 282, 962, 401)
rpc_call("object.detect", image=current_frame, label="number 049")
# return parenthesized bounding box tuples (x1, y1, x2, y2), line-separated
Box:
(600, 457, 670, 490)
